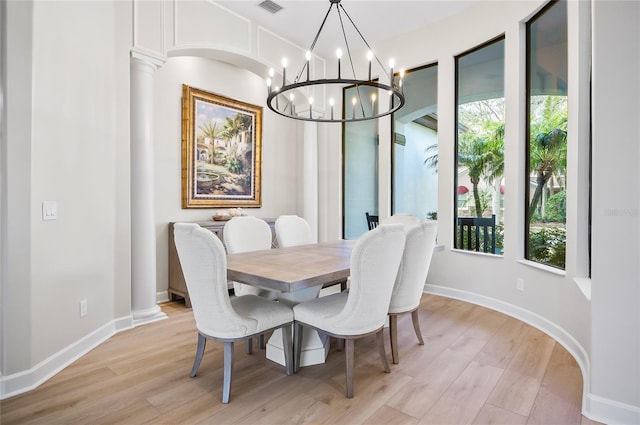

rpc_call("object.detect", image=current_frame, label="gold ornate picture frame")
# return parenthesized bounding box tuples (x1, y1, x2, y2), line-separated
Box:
(181, 85, 262, 208)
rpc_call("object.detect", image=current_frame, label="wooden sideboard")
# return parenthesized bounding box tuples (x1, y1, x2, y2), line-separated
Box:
(168, 219, 276, 307)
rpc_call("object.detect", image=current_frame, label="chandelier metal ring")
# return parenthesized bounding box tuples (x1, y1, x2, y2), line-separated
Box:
(267, 79, 405, 123)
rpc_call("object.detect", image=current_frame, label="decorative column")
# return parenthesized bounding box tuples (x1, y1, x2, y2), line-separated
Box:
(303, 121, 319, 242)
(130, 50, 167, 326)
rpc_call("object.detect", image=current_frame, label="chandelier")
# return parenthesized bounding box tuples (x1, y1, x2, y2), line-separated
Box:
(265, 0, 405, 123)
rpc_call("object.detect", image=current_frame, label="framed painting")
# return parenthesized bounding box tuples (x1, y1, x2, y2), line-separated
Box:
(181, 85, 262, 208)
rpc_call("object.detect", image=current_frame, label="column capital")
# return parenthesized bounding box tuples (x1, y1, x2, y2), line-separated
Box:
(130, 47, 166, 69)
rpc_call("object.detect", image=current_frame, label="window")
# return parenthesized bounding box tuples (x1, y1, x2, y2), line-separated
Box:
(455, 37, 506, 254)
(343, 85, 378, 239)
(526, 0, 568, 269)
(392, 64, 438, 221)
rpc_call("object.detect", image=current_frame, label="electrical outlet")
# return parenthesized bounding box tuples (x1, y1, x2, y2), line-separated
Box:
(80, 299, 88, 317)
(517, 278, 525, 291)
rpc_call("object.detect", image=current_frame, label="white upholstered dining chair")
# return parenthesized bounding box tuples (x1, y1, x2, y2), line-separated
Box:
(275, 214, 313, 248)
(275, 215, 346, 296)
(380, 213, 420, 230)
(224, 216, 278, 351)
(173, 223, 294, 404)
(388, 220, 438, 364)
(293, 224, 406, 398)
(223, 216, 275, 298)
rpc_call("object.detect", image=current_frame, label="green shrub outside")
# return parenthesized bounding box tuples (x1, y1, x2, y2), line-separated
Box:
(545, 191, 566, 223)
(528, 226, 566, 269)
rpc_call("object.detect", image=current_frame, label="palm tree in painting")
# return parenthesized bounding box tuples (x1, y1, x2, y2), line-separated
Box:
(222, 113, 253, 174)
(197, 121, 223, 164)
(199, 121, 222, 144)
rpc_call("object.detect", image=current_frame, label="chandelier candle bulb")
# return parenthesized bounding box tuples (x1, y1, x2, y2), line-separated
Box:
(329, 98, 335, 120)
(275, 86, 280, 109)
(352, 97, 357, 119)
(309, 97, 314, 118)
(389, 58, 395, 87)
(282, 57, 288, 86)
(306, 51, 312, 81)
(336, 48, 342, 78)
(371, 93, 377, 114)
(266, 78, 272, 94)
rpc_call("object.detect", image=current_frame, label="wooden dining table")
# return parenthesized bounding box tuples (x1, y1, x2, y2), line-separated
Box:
(226, 239, 355, 293)
(226, 239, 356, 367)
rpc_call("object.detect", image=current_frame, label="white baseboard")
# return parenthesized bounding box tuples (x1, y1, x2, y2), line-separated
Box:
(156, 291, 169, 304)
(584, 393, 640, 425)
(0, 315, 133, 400)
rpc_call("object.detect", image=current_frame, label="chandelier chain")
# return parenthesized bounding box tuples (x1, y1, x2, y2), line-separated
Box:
(337, 5, 366, 117)
(295, 3, 335, 84)
(338, 4, 387, 73)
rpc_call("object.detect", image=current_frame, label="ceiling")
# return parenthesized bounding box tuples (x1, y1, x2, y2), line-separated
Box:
(217, 0, 480, 59)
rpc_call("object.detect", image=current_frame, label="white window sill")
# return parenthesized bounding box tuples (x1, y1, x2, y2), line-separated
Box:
(517, 259, 566, 276)
(573, 277, 592, 301)
(451, 248, 504, 258)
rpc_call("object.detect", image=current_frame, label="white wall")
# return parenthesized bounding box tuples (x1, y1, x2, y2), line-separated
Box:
(3, 0, 34, 375)
(590, 0, 640, 419)
(153, 56, 300, 296)
(2, 0, 133, 379)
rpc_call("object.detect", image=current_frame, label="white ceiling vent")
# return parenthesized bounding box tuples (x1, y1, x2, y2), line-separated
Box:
(258, 0, 283, 14)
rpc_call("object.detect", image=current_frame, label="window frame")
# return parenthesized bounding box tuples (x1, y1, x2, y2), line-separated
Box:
(524, 0, 568, 268)
(453, 35, 506, 254)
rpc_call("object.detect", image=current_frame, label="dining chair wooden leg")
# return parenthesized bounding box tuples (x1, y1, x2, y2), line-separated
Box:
(259, 334, 266, 349)
(411, 310, 425, 345)
(222, 341, 234, 404)
(389, 314, 399, 364)
(246, 337, 253, 354)
(293, 323, 303, 374)
(282, 323, 293, 376)
(190, 333, 207, 378)
(337, 338, 344, 351)
(345, 339, 355, 398)
(377, 329, 391, 373)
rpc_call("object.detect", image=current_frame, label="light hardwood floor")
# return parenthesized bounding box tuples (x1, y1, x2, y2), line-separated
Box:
(1, 294, 602, 425)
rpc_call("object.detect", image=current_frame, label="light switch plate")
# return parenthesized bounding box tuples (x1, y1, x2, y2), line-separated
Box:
(42, 201, 58, 221)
